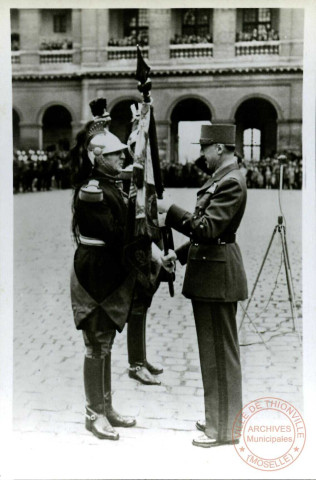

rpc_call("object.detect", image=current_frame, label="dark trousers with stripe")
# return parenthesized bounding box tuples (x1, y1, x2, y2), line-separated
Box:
(192, 301, 242, 441)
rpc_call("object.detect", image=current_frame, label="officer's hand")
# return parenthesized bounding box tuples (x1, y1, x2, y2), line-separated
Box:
(157, 195, 172, 213)
(161, 250, 177, 273)
(158, 212, 167, 227)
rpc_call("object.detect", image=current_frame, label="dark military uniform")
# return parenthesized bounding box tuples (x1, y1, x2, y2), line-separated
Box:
(70, 102, 137, 440)
(165, 162, 248, 442)
(71, 169, 136, 337)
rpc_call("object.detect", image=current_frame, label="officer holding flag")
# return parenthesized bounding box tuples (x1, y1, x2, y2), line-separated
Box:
(70, 98, 174, 440)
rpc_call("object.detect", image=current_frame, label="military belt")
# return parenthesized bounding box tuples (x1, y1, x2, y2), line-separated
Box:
(191, 234, 236, 246)
(79, 234, 106, 247)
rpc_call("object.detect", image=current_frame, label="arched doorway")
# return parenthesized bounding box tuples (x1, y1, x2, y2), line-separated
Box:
(42, 105, 72, 149)
(13, 109, 20, 149)
(235, 98, 278, 160)
(170, 98, 212, 163)
(110, 99, 136, 144)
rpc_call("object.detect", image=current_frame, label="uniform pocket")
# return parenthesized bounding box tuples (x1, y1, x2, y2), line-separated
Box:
(182, 244, 226, 300)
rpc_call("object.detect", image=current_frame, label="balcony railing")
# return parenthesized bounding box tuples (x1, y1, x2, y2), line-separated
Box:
(170, 43, 213, 59)
(11, 51, 21, 64)
(235, 41, 280, 56)
(39, 50, 74, 64)
(107, 46, 149, 60)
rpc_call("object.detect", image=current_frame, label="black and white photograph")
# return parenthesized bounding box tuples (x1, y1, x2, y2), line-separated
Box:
(1, 0, 316, 478)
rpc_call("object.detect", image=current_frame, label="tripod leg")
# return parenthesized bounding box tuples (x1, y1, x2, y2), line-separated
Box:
(239, 303, 271, 351)
(280, 228, 302, 344)
(239, 226, 278, 332)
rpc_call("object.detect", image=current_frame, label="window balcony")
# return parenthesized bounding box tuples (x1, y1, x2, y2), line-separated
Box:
(235, 40, 279, 56)
(170, 43, 213, 59)
(39, 50, 74, 64)
(107, 45, 148, 60)
(11, 51, 21, 64)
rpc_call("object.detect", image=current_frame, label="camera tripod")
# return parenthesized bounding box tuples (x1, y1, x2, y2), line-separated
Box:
(239, 165, 302, 347)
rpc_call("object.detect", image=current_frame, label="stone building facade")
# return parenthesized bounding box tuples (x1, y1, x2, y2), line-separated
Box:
(11, 8, 304, 161)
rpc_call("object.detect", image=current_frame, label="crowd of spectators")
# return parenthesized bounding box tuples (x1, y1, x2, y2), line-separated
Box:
(236, 27, 279, 42)
(243, 154, 302, 190)
(39, 38, 73, 50)
(170, 33, 213, 44)
(108, 33, 148, 47)
(13, 144, 302, 193)
(160, 152, 302, 190)
(13, 141, 72, 194)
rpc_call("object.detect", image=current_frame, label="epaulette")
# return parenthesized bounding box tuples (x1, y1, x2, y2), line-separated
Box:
(206, 182, 218, 194)
(79, 179, 103, 203)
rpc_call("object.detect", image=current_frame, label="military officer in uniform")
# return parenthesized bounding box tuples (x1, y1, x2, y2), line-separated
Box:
(158, 124, 248, 448)
(70, 123, 138, 441)
(70, 104, 174, 440)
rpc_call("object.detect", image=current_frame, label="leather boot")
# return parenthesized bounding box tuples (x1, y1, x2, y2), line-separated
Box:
(103, 354, 136, 428)
(83, 356, 119, 440)
(127, 307, 163, 383)
(142, 311, 163, 375)
(129, 364, 161, 385)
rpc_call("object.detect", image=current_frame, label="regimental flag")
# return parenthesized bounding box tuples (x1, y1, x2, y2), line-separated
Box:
(123, 101, 161, 290)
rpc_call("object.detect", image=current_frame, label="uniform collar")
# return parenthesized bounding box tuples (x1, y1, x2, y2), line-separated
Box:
(212, 161, 239, 183)
(198, 162, 239, 193)
(92, 168, 118, 184)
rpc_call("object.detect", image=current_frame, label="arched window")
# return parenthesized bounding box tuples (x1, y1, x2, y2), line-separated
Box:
(243, 128, 261, 160)
(235, 98, 277, 158)
(42, 105, 72, 149)
(170, 98, 212, 163)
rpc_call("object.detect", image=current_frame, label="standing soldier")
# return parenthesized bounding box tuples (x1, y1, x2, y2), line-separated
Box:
(121, 115, 164, 386)
(158, 124, 248, 448)
(70, 99, 173, 440)
(70, 112, 137, 440)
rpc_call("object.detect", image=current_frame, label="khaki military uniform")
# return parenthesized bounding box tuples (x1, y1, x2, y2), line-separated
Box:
(166, 162, 248, 441)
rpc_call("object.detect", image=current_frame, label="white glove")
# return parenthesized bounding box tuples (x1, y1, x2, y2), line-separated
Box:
(157, 195, 173, 213)
(161, 250, 177, 273)
(151, 244, 177, 273)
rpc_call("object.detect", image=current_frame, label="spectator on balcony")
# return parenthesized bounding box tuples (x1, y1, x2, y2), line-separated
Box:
(108, 33, 148, 47)
(236, 29, 279, 43)
(40, 38, 72, 51)
(252, 28, 258, 41)
(170, 33, 212, 45)
(258, 26, 268, 41)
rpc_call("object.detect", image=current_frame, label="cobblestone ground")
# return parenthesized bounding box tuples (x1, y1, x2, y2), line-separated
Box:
(12, 188, 302, 479)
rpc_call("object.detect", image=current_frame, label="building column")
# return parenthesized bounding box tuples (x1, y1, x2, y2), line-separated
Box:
(213, 9, 236, 60)
(71, 121, 83, 141)
(277, 119, 302, 154)
(289, 10, 304, 58)
(19, 122, 42, 148)
(19, 9, 41, 66)
(96, 9, 109, 64)
(279, 9, 292, 57)
(72, 9, 82, 65)
(156, 120, 170, 161)
(148, 10, 171, 64)
(81, 10, 98, 65)
(278, 9, 304, 58)
(81, 79, 91, 125)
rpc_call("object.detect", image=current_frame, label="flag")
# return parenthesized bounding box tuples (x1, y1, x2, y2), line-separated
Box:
(123, 101, 161, 290)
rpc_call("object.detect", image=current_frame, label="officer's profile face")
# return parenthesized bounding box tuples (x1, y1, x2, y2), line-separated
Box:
(201, 143, 221, 174)
(101, 150, 125, 174)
